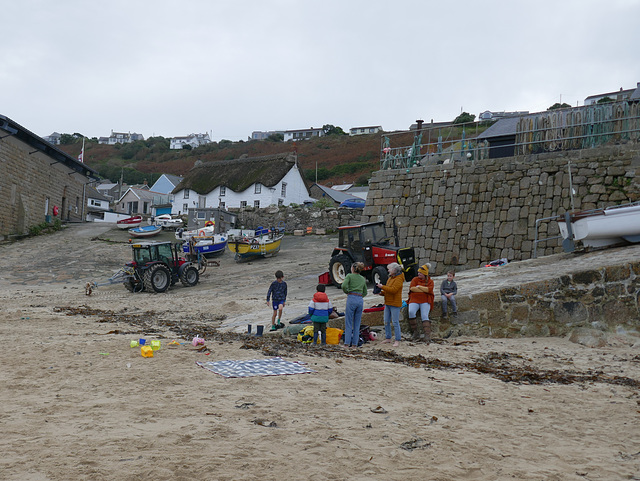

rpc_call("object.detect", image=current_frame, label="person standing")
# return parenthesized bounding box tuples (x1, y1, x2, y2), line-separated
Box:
(308, 284, 332, 345)
(341, 262, 367, 348)
(266, 270, 287, 331)
(440, 270, 458, 318)
(375, 262, 405, 347)
(407, 263, 435, 342)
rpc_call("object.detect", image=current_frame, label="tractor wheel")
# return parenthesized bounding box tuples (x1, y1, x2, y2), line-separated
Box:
(329, 254, 352, 288)
(180, 265, 199, 287)
(143, 264, 171, 293)
(372, 266, 388, 286)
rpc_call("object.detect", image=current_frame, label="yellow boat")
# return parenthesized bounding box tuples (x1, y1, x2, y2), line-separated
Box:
(227, 228, 284, 261)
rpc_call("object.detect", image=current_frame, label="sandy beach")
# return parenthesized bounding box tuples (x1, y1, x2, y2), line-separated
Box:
(1, 223, 639, 480)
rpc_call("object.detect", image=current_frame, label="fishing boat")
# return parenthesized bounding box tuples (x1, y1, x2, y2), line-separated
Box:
(155, 214, 183, 229)
(175, 225, 215, 241)
(182, 233, 228, 258)
(128, 225, 162, 238)
(116, 215, 142, 229)
(557, 201, 640, 251)
(227, 226, 284, 261)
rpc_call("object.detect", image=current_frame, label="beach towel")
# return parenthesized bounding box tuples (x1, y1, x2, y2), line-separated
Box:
(196, 357, 316, 378)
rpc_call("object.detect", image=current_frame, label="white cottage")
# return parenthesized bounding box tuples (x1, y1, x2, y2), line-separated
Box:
(172, 152, 312, 211)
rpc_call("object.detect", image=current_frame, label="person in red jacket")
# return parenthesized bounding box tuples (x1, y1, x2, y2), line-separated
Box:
(407, 263, 435, 342)
(375, 262, 405, 347)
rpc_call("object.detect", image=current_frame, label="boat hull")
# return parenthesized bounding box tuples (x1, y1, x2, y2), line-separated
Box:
(182, 235, 228, 258)
(558, 202, 640, 249)
(128, 225, 162, 238)
(227, 236, 283, 260)
(117, 216, 142, 229)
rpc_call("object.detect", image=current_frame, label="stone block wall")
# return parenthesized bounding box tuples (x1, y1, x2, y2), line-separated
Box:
(427, 260, 640, 339)
(0, 136, 87, 238)
(233, 205, 362, 234)
(362, 145, 640, 275)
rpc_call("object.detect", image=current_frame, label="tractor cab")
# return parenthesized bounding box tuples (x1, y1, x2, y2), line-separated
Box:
(329, 221, 417, 287)
(130, 241, 180, 268)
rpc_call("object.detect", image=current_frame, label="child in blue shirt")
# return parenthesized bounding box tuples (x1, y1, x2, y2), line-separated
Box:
(266, 270, 287, 331)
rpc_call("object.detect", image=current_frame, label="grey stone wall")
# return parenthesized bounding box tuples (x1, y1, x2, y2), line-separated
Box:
(362, 145, 640, 275)
(232, 205, 362, 233)
(0, 136, 87, 239)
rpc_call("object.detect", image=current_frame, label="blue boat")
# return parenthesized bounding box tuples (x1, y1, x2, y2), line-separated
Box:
(182, 234, 228, 258)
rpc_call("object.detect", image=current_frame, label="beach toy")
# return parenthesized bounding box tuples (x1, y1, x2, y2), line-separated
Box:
(168, 340, 180, 346)
(150, 340, 161, 351)
(369, 332, 378, 341)
(130, 340, 139, 348)
(141, 346, 153, 357)
(139, 338, 146, 346)
(192, 336, 205, 347)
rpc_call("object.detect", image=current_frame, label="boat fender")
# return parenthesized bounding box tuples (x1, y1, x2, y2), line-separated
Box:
(177, 228, 183, 238)
(198, 230, 206, 237)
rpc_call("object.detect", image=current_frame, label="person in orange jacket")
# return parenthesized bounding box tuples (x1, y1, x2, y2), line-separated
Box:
(375, 262, 405, 347)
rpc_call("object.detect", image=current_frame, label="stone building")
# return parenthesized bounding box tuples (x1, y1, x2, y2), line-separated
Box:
(0, 114, 98, 239)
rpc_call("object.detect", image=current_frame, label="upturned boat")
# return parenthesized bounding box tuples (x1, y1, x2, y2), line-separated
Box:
(557, 201, 640, 251)
(155, 214, 183, 229)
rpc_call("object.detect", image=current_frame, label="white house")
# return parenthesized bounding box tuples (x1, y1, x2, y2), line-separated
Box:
(98, 130, 145, 145)
(283, 127, 324, 142)
(115, 187, 168, 216)
(170, 133, 212, 150)
(43, 132, 62, 144)
(84, 185, 111, 221)
(349, 126, 383, 136)
(172, 152, 313, 211)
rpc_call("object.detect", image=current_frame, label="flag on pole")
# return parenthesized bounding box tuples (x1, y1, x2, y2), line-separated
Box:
(78, 137, 85, 163)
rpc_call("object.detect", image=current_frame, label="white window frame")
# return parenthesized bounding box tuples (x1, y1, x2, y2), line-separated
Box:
(184, 190, 189, 199)
(220, 186, 226, 196)
(255, 183, 261, 194)
(281, 182, 287, 197)
(254, 200, 260, 208)
(240, 201, 247, 208)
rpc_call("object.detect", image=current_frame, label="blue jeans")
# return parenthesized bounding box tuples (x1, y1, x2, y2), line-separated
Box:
(383, 305, 401, 341)
(441, 294, 457, 314)
(408, 302, 431, 321)
(344, 294, 363, 346)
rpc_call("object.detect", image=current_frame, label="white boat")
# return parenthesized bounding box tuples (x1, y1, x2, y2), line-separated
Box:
(175, 225, 215, 241)
(155, 214, 183, 229)
(128, 225, 162, 238)
(557, 201, 640, 250)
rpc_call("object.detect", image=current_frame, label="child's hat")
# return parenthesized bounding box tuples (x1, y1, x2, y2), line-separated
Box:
(418, 264, 430, 275)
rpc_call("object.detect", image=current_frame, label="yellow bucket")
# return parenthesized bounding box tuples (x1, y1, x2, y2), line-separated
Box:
(141, 346, 154, 358)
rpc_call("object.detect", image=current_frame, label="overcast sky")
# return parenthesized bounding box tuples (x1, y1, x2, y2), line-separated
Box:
(2, 0, 639, 142)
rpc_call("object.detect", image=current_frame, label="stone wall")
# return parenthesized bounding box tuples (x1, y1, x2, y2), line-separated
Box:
(232, 205, 362, 234)
(0, 136, 87, 239)
(430, 259, 640, 339)
(362, 144, 640, 275)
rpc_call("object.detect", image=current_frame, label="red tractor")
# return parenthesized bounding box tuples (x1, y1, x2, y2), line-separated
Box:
(328, 221, 417, 287)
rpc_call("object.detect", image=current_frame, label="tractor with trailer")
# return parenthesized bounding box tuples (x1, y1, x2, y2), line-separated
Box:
(328, 221, 417, 287)
(85, 240, 207, 295)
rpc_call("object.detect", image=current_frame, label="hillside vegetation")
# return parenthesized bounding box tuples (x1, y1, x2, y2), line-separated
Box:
(57, 121, 483, 188)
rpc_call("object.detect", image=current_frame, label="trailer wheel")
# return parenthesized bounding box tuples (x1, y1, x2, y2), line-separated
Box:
(143, 264, 171, 293)
(329, 254, 351, 287)
(372, 266, 388, 286)
(180, 265, 199, 287)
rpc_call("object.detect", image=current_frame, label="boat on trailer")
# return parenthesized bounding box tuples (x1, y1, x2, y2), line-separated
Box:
(182, 233, 228, 258)
(557, 201, 640, 251)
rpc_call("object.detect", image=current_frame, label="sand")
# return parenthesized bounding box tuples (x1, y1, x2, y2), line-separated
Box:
(0, 223, 639, 480)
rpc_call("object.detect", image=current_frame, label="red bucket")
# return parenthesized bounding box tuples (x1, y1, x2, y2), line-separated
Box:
(318, 272, 331, 285)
